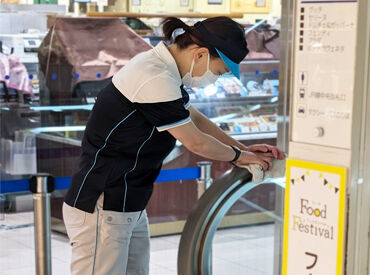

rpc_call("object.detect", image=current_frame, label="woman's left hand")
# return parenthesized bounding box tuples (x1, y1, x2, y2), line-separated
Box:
(245, 144, 285, 160)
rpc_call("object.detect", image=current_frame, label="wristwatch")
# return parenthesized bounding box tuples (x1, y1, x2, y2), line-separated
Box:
(230, 145, 241, 163)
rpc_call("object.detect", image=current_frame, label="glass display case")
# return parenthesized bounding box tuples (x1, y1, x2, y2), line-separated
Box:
(187, 59, 279, 141)
(0, 60, 279, 234)
(0, 17, 281, 236)
(1, 61, 278, 235)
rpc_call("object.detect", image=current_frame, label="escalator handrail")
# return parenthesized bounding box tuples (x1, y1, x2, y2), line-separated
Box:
(178, 167, 285, 275)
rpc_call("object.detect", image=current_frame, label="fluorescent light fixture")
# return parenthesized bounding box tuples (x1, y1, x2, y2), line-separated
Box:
(245, 16, 272, 34)
(270, 96, 278, 103)
(30, 126, 86, 134)
(30, 105, 93, 112)
(249, 104, 261, 112)
(210, 113, 237, 123)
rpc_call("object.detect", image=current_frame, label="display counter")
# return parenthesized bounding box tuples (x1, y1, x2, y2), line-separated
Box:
(0, 17, 281, 235)
(0, 62, 279, 236)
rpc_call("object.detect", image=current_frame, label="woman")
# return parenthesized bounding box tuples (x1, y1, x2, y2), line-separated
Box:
(63, 16, 284, 275)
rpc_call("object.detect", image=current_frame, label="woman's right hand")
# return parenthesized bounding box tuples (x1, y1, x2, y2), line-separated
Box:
(168, 121, 273, 168)
(234, 151, 272, 171)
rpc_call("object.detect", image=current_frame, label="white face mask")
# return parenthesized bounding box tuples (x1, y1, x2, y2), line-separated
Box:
(182, 54, 219, 88)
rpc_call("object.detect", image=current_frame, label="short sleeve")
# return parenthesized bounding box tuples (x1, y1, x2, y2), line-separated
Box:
(133, 74, 191, 132)
(133, 73, 183, 103)
(135, 99, 191, 132)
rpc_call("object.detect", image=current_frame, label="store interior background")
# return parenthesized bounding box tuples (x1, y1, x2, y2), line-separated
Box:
(2, 0, 369, 274)
(1, 0, 281, 23)
(0, 0, 286, 274)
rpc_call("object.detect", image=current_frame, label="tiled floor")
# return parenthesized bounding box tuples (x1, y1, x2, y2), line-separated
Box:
(0, 212, 276, 274)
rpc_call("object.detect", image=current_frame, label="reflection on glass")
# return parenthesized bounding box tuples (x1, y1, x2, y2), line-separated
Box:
(30, 126, 86, 134)
(211, 184, 283, 275)
(186, 73, 279, 137)
(30, 105, 93, 112)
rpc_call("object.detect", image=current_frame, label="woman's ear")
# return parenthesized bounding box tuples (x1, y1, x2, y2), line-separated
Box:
(193, 47, 209, 62)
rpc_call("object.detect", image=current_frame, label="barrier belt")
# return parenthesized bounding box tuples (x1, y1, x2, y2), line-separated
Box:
(0, 167, 201, 194)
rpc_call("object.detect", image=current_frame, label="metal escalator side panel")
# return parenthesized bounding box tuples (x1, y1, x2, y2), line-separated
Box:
(177, 167, 252, 275)
(178, 167, 287, 275)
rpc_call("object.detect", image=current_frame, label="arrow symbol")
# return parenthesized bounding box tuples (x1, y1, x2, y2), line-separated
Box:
(301, 175, 305, 182)
(335, 187, 339, 194)
(291, 179, 295, 185)
(324, 179, 328, 185)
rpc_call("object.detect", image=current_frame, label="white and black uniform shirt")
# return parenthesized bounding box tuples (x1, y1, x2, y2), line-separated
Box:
(65, 41, 191, 213)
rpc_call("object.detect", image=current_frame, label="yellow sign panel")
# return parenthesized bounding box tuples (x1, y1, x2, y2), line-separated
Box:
(230, 0, 270, 14)
(282, 159, 346, 275)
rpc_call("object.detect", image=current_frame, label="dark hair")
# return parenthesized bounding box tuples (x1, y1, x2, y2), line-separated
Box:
(162, 17, 246, 59)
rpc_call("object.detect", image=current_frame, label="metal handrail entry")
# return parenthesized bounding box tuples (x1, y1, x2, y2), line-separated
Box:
(178, 167, 285, 275)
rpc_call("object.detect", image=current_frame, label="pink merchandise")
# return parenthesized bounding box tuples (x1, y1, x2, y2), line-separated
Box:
(0, 53, 33, 95)
(0, 53, 10, 82)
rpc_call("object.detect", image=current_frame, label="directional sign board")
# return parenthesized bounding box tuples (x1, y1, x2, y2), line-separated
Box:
(291, 0, 358, 149)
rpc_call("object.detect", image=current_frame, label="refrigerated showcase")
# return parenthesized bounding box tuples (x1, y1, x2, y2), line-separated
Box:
(0, 19, 282, 235)
(0, 62, 280, 236)
(187, 59, 279, 142)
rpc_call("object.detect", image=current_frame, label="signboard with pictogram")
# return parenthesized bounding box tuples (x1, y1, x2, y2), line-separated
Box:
(282, 159, 347, 275)
(291, 0, 358, 149)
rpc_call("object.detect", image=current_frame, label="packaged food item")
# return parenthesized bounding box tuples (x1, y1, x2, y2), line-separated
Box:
(268, 123, 277, 131)
(259, 123, 269, 132)
(218, 122, 231, 133)
(215, 106, 245, 116)
(233, 124, 243, 133)
(251, 126, 260, 132)
(261, 114, 277, 123)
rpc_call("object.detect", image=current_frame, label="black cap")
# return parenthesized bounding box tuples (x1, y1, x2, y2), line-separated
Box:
(193, 21, 249, 64)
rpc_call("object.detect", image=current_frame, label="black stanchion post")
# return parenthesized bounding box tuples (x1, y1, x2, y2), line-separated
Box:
(30, 174, 54, 275)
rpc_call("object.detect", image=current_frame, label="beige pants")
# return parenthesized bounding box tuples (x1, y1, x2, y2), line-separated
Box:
(62, 195, 150, 275)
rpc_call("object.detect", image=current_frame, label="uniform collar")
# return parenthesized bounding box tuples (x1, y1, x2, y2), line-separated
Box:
(154, 41, 182, 82)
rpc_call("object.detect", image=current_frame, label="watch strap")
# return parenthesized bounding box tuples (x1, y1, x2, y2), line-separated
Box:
(230, 145, 241, 163)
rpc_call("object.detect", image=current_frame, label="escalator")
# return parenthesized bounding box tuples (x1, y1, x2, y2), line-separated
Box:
(178, 167, 285, 275)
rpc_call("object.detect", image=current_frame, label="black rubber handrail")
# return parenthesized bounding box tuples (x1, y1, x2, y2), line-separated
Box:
(178, 167, 285, 275)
